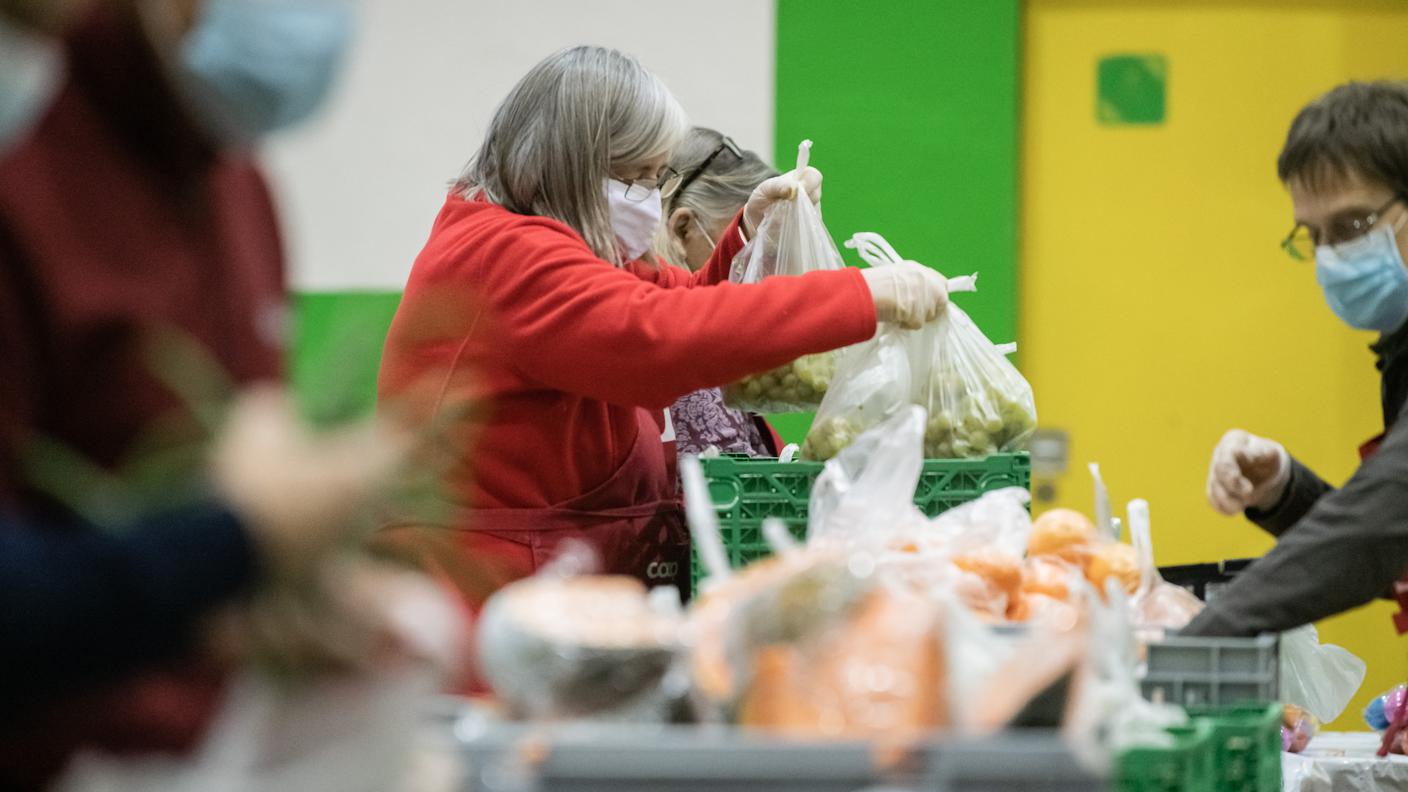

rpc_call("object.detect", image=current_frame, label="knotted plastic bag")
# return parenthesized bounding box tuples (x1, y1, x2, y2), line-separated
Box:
(902, 245, 1036, 457)
(1127, 499, 1203, 635)
(722, 140, 845, 414)
(802, 233, 974, 461)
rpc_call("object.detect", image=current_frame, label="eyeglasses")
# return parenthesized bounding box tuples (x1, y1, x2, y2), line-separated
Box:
(618, 176, 665, 203)
(659, 136, 744, 204)
(1282, 194, 1405, 261)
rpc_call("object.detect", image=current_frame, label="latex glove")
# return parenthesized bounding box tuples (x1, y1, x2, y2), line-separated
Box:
(1206, 429, 1291, 515)
(211, 386, 413, 583)
(743, 166, 822, 237)
(860, 260, 951, 330)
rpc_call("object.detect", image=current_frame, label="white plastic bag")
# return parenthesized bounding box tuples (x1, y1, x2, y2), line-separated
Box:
(800, 233, 927, 461)
(476, 542, 684, 720)
(1280, 624, 1367, 724)
(722, 139, 845, 414)
(807, 405, 927, 545)
(800, 322, 911, 461)
(905, 255, 1036, 457)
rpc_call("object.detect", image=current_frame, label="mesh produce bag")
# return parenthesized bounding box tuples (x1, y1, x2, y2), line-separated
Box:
(722, 140, 845, 414)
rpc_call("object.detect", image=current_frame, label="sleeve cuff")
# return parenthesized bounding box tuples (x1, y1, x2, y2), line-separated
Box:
(1244, 457, 1326, 537)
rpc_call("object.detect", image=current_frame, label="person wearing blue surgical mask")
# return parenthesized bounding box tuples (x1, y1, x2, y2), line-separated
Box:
(0, 1, 423, 787)
(1186, 81, 1408, 639)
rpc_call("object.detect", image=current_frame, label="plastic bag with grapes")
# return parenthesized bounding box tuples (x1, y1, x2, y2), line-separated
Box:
(722, 139, 847, 414)
(909, 296, 1036, 459)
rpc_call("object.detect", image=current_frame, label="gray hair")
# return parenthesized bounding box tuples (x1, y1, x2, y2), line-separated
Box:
(456, 46, 687, 265)
(653, 127, 778, 266)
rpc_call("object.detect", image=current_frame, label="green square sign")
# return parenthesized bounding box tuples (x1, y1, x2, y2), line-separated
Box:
(1097, 54, 1167, 126)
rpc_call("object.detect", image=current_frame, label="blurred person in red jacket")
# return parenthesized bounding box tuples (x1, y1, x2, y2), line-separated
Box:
(0, 0, 443, 787)
(654, 128, 785, 460)
(376, 46, 953, 629)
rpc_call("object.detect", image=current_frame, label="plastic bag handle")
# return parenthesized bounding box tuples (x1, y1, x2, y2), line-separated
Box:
(680, 456, 730, 583)
(795, 139, 812, 174)
(778, 443, 800, 463)
(844, 231, 978, 293)
(1090, 463, 1114, 540)
(1128, 499, 1156, 595)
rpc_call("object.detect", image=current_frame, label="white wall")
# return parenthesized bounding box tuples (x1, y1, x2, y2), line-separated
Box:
(265, 0, 777, 292)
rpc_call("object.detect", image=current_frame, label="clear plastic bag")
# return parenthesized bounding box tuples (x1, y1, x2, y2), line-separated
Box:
(800, 233, 931, 461)
(722, 139, 846, 414)
(476, 542, 685, 720)
(1127, 499, 1203, 634)
(1280, 624, 1367, 724)
(807, 405, 928, 546)
(909, 280, 1036, 459)
(800, 325, 911, 461)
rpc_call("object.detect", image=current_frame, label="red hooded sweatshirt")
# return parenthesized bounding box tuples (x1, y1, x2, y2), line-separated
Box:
(376, 193, 875, 601)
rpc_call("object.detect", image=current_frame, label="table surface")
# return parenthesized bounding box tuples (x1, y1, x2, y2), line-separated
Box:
(1283, 732, 1408, 792)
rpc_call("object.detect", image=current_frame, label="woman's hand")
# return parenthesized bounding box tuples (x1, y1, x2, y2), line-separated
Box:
(743, 166, 822, 237)
(210, 386, 413, 584)
(1206, 429, 1291, 515)
(860, 261, 951, 330)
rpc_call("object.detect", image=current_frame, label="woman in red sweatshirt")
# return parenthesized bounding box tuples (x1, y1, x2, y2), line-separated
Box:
(376, 45, 948, 606)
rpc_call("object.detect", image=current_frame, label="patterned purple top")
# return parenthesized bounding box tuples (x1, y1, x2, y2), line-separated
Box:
(670, 387, 773, 458)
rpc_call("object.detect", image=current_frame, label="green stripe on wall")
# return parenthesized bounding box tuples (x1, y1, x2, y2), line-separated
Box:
(290, 290, 402, 425)
(769, 0, 1022, 444)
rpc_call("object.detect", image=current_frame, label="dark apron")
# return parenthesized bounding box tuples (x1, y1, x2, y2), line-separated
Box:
(376, 408, 690, 692)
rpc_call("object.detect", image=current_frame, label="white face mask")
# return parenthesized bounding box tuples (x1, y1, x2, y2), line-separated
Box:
(605, 178, 662, 261)
(0, 18, 61, 156)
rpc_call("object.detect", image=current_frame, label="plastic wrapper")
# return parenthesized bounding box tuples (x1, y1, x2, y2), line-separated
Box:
(1061, 577, 1189, 773)
(722, 139, 846, 414)
(736, 586, 948, 738)
(807, 405, 928, 546)
(1283, 704, 1319, 754)
(1125, 500, 1203, 633)
(910, 293, 1036, 459)
(1028, 508, 1098, 565)
(1279, 624, 1367, 725)
(1086, 543, 1139, 598)
(800, 325, 911, 461)
(476, 544, 684, 720)
(1365, 684, 1407, 733)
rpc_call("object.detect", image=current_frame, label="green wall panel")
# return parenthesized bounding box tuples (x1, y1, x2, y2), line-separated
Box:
(770, 0, 1022, 444)
(290, 290, 402, 425)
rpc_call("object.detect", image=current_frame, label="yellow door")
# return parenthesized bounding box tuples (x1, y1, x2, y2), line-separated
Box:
(1021, 0, 1408, 729)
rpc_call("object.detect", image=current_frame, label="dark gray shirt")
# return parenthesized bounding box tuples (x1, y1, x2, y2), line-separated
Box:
(1185, 323, 1408, 636)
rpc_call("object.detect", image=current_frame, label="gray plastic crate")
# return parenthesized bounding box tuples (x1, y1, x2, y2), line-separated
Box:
(1140, 633, 1278, 708)
(450, 707, 1105, 792)
(929, 735, 1102, 791)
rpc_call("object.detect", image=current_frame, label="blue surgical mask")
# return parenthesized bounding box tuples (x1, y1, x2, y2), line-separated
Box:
(176, 0, 354, 145)
(1315, 220, 1408, 333)
(0, 17, 60, 156)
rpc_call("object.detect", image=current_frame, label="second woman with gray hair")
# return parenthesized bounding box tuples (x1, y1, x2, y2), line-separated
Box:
(377, 46, 949, 633)
(656, 128, 784, 459)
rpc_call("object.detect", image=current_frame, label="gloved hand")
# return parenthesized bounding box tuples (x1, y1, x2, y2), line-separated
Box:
(860, 260, 950, 330)
(211, 386, 413, 583)
(1206, 429, 1291, 515)
(743, 166, 822, 237)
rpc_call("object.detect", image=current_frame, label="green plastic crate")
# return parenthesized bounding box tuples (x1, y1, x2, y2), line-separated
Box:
(1117, 719, 1216, 792)
(1186, 703, 1282, 792)
(693, 453, 1031, 591)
